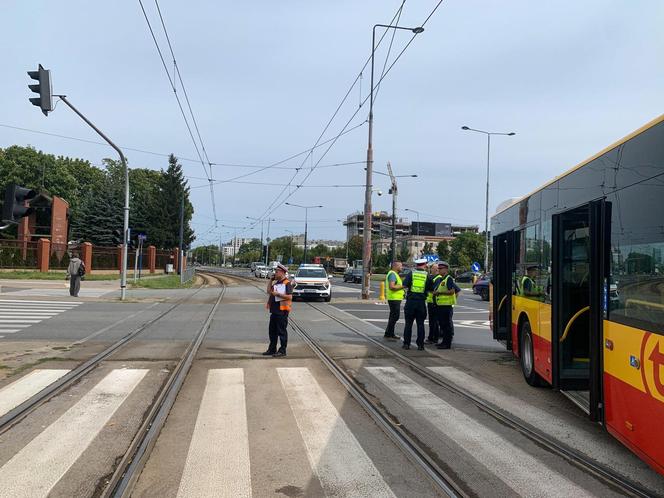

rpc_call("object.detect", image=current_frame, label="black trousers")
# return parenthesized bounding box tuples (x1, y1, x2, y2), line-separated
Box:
(426, 302, 439, 342)
(403, 300, 427, 347)
(384, 300, 401, 337)
(268, 313, 288, 352)
(436, 306, 454, 346)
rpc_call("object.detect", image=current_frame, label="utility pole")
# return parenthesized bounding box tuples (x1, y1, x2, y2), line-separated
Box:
(179, 194, 184, 284)
(387, 162, 397, 263)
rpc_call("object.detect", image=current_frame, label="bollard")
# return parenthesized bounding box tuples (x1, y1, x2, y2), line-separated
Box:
(379, 281, 386, 301)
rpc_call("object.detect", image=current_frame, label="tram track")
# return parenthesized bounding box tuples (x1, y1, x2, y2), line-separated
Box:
(215, 269, 655, 497)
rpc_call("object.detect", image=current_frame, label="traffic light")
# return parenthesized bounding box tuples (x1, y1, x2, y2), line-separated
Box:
(27, 64, 52, 116)
(2, 184, 37, 224)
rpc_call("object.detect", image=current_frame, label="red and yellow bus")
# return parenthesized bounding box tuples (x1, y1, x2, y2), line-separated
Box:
(490, 114, 664, 475)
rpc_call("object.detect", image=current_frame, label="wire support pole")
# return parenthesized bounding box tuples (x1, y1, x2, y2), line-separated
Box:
(55, 95, 129, 300)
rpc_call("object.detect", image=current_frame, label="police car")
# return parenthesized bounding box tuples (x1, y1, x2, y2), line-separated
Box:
(292, 264, 332, 302)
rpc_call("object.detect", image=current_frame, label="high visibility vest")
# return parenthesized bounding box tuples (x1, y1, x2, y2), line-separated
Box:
(385, 270, 404, 301)
(275, 278, 292, 312)
(435, 275, 457, 306)
(427, 274, 442, 304)
(409, 270, 427, 295)
(518, 276, 535, 297)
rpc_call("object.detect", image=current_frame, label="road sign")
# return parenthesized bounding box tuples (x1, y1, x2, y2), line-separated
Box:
(137, 233, 147, 241)
(424, 254, 439, 263)
(471, 262, 481, 272)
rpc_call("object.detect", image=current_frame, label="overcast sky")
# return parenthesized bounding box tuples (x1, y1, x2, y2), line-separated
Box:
(2, 1, 663, 246)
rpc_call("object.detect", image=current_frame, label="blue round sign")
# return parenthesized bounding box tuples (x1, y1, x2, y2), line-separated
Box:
(471, 262, 481, 272)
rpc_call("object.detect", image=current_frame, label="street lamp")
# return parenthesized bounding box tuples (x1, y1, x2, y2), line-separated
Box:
(285, 229, 294, 264)
(285, 203, 323, 264)
(404, 208, 422, 259)
(461, 126, 516, 272)
(264, 218, 276, 265)
(362, 23, 424, 300)
(375, 164, 417, 262)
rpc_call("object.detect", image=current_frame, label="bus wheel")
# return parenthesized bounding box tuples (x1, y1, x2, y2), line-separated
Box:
(520, 320, 542, 386)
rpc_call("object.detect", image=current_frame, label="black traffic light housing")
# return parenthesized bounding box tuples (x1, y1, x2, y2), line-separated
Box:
(2, 184, 37, 224)
(28, 64, 53, 116)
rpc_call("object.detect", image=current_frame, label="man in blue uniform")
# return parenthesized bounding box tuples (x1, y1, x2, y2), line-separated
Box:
(433, 261, 460, 349)
(401, 259, 435, 350)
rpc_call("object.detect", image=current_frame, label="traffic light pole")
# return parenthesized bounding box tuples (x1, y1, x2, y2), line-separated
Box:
(55, 95, 130, 300)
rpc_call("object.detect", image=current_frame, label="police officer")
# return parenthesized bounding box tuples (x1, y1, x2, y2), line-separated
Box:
(401, 258, 435, 350)
(519, 265, 543, 300)
(263, 263, 293, 357)
(426, 262, 443, 344)
(384, 260, 403, 341)
(433, 261, 459, 349)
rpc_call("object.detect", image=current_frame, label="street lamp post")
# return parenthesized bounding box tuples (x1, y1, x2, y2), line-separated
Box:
(286, 203, 322, 264)
(461, 126, 516, 272)
(285, 229, 294, 264)
(246, 216, 265, 263)
(265, 218, 276, 265)
(362, 23, 424, 300)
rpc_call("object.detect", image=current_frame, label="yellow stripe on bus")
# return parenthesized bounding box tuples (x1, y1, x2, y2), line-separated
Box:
(603, 321, 646, 393)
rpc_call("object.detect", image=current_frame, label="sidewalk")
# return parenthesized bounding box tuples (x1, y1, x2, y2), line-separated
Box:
(0, 278, 118, 298)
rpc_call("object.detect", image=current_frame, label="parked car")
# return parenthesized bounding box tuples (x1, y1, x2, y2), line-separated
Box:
(250, 261, 263, 272)
(472, 273, 492, 301)
(456, 270, 481, 283)
(292, 264, 332, 301)
(342, 266, 363, 283)
(254, 265, 269, 278)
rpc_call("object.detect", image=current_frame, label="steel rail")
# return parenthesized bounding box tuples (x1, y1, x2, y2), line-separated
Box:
(0, 281, 211, 435)
(305, 301, 653, 498)
(105, 273, 227, 497)
(289, 317, 465, 498)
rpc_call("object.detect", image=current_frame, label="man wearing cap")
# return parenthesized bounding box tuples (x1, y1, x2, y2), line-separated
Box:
(519, 266, 543, 300)
(401, 258, 436, 350)
(384, 261, 403, 340)
(426, 262, 443, 344)
(433, 261, 460, 349)
(263, 263, 293, 357)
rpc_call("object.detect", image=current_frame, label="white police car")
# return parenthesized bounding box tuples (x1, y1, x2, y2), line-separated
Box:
(292, 264, 332, 302)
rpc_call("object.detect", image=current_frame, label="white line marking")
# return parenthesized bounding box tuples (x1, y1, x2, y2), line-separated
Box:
(428, 366, 632, 471)
(0, 319, 41, 323)
(0, 299, 82, 305)
(0, 314, 58, 319)
(278, 367, 396, 498)
(0, 308, 68, 312)
(0, 369, 71, 417)
(0, 329, 21, 334)
(365, 367, 592, 497)
(177, 369, 251, 498)
(0, 369, 147, 498)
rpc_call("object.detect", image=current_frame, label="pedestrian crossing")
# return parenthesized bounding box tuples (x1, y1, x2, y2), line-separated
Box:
(0, 299, 81, 338)
(0, 365, 604, 497)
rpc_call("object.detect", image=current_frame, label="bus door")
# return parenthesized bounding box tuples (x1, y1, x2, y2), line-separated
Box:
(493, 230, 514, 349)
(552, 200, 608, 422)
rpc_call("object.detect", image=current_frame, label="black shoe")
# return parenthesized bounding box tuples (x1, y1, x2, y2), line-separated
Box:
(417, 345, 425, 351)
(384, 335, 400, 341)
(273, 350, 287, 357)
(402, 344, 410, 350)
(437, 344, 451, 350)
(262, 350, 276, 356)
(425, 339, 436, 344)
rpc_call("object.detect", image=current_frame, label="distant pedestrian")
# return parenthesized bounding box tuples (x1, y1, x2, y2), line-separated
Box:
(401, 258, 435, 350)
(433, 261, 460, 349)
(263, 263, 293, 357)
(384, 261, 404, 341)
(66, 251, 85, 297)
(426, 262, 443, 344)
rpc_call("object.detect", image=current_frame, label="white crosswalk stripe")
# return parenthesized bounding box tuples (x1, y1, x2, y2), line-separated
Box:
(0, 369, 147, 498)
(0, 299, 80, 337)
(278, 367, 396, 498)
(366, 366, 591, 497)
(177, 369, 252, 498)
(0, 369, 71, 417)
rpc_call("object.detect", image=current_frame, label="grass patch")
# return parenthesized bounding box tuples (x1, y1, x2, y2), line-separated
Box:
(0, 270, 151, 281)
(129, 274, 193, 289)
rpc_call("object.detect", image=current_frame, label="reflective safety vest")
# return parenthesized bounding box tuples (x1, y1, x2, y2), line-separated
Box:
(274, 278, 292, 312)
(518, 276, 535, 297)
(426, 274, 443, 304)
(435, 275, 457, 306)
(385, 270, 404, 301)
(409, 270, 428, 295)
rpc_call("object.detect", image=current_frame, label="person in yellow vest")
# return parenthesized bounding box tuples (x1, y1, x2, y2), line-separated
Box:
(433, 261, 460, 349)
(263, 263, 293, 357)
(426, 262, 443, 344)
(384, 261, 404, 340)
(401, 258, 436, 350)
(518, 265, 544, 300)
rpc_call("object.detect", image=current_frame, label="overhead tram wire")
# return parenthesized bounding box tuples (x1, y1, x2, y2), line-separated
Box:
(244, 1, 414, 231)
(261, 0, 446, 217)
(137, 0, 218, 224)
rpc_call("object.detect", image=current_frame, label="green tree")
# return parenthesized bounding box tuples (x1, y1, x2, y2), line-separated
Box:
(398, 241, 410, 263)
(422, 242, 433, 255)
(153, 154, 194, 249)
(450, 232, 485, 269)
(347, 235, 363, 263)
(436, 240, 450, 261)
(237, 239, 262, 264)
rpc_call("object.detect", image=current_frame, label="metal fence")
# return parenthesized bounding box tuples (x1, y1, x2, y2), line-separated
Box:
(92, 246, 119, 271)
(49, 243, 70, 270)
(155, 251, 173, 272)
(0, 240, 39, 269)
(181, 265, 195, 283)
